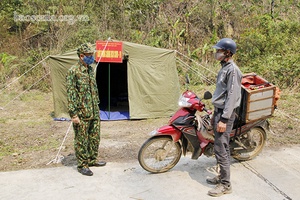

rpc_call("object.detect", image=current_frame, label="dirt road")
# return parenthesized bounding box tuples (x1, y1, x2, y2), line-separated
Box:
(1, 145, 299, 200)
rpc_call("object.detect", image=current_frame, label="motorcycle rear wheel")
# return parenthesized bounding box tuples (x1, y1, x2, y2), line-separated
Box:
(138, 136, 182, 173)
(232, 127, 267, 161)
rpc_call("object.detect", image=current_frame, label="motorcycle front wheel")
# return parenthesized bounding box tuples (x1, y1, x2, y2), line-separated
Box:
(138, 136, 182, 173)
(232, 127, 267, 161)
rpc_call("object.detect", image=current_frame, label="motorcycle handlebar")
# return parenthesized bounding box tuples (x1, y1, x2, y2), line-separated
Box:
(203, 107, 212, 115)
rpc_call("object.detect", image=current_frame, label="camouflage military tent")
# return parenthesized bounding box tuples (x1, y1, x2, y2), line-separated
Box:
(48, 41, 180, 120)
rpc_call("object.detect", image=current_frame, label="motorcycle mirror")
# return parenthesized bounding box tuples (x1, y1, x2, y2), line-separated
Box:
(203, 91, 212, 100)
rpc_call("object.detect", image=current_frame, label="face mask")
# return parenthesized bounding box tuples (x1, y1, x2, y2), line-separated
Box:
(214, 52, 225, 61)
(83, 55, 94, 65)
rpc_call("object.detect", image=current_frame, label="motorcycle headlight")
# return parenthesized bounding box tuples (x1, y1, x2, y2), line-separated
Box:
(178, 95, 192, 107)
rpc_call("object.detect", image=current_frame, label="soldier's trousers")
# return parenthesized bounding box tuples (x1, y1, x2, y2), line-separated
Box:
(73, 119, 100, 169)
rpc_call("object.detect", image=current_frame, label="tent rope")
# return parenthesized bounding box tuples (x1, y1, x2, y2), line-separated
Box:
(1, 72, 50, 110)
(175, 50, 217, 75)
(0, 55, 50, 94)
(47, 121, 72, 165)
(176, 57, 215, 85)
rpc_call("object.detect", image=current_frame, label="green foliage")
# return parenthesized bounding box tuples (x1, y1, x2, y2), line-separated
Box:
(0, 53, 19, 87)
(0, 0, 299, 91)
(62, 25, 100, 52)
(238, 14, 300, 89)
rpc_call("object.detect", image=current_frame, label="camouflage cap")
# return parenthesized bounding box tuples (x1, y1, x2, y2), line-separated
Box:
(77, 43, 94, 56)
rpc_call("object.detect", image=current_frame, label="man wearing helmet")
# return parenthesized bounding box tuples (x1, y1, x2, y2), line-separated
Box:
(66, 43, 106, 176)
(206, 38, 242, 196)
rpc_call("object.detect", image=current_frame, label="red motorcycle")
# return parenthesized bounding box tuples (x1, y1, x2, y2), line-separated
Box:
(138, 90, 268, 173)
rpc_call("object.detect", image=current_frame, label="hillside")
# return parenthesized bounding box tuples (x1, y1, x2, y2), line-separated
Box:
(0, 0, 299, 91)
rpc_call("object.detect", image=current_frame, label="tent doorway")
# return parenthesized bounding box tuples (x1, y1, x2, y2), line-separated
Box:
(95, 60, 129, 120)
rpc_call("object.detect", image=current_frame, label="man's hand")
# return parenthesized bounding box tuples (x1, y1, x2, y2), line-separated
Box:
(217, 121, 227, 133)
(72, 116, 80, 124)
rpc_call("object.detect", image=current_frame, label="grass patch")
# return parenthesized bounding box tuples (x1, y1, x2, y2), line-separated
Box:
(19, 90, 45, 102)
(0, 118, 8, 123)
(0, 144, 15, 157)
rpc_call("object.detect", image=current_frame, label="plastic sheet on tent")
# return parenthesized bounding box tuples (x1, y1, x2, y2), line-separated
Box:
(53, 111, 129, 121)
(100, 110, 129, 120)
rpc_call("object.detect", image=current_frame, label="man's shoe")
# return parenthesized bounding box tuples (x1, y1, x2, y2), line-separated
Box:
(78, 167, 93, 176)
(206, 175, 220, 185)
(90, 161, 106, 167)
(208, 184, 232, 197)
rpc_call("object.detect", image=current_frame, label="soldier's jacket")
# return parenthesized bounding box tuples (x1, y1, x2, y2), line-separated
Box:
(66, 61, 100, 120)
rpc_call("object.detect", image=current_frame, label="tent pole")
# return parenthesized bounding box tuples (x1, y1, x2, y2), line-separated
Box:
(108, 63, 111, 119)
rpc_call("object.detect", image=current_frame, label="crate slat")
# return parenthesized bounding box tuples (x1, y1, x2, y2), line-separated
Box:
(240, 73, 276, 123)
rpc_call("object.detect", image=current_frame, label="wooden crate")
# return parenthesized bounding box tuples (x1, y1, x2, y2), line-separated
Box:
(240, 73, 276, 123)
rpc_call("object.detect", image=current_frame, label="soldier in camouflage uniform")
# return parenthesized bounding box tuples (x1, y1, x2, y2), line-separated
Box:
(66, 43, 106, 176)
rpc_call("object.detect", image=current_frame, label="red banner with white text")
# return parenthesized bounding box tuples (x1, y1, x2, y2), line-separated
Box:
(95, 41, 123, 63)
